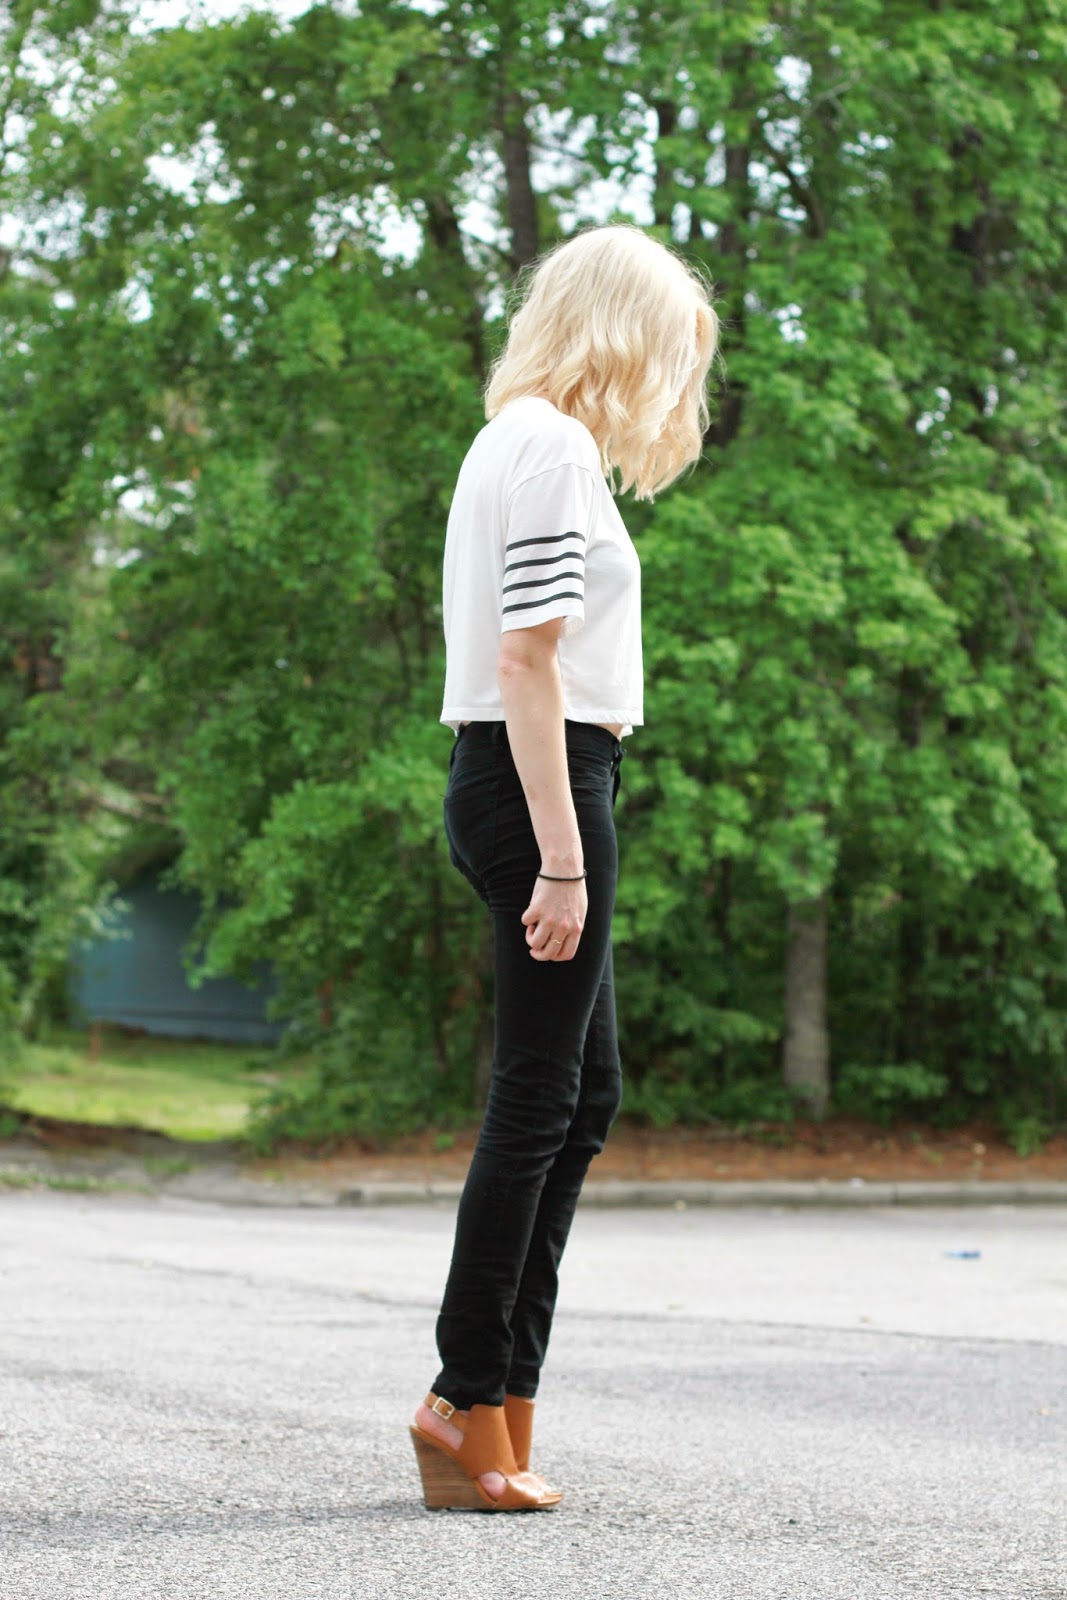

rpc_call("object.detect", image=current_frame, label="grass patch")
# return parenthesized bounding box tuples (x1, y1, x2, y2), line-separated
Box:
(3, 1023, 313, 1143)
(0, 1165, 155, 1196)
(142, 1153, 195, 1178)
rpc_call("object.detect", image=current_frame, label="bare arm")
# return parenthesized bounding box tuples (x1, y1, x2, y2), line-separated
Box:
(498, 620, 587, 961)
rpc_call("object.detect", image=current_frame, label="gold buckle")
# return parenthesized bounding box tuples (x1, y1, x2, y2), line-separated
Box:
(430, 1395, 455, 1420)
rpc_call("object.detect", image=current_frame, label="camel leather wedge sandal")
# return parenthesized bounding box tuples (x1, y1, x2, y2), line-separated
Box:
(410, 1393, 562, 1512)
(503, 1393, 562, 1499)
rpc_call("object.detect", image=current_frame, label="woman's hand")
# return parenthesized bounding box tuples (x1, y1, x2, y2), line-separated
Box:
(521, 873, 588, 962)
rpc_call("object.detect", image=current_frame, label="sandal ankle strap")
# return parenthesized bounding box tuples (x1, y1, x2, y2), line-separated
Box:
(423, 1392, 520, 1479)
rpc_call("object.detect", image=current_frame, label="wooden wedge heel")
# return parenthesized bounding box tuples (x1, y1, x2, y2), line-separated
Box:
(409, 1392, 561, 1512)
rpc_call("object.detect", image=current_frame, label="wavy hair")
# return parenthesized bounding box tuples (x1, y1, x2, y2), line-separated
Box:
(484, 222, 720, 502)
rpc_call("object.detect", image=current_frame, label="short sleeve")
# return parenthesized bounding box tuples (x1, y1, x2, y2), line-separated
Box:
(500, 463, 597, 637)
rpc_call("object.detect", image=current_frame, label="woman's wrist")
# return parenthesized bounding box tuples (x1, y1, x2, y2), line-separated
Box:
(540, 847, 584, 875)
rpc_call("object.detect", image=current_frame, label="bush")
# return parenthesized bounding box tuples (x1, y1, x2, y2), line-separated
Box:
(996, 1102, 1053, 1158)
(242, 988, 471, 1155)
(832, 1060, 951, 1126)
(0, 960, 24, 1103)
(621, 1068, 797, 1132)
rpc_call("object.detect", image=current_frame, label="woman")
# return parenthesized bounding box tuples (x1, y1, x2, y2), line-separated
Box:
(409, 221, 719, 1512)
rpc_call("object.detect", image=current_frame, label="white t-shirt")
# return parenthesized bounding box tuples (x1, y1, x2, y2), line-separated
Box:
(440, 395, 643, 738)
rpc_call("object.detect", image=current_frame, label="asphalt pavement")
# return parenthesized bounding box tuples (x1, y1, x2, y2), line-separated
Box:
(0, 1191, 1064, 1600)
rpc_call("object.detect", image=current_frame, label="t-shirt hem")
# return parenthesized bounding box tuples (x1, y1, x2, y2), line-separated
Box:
(500, 599, 585, 635)
(441, 709, 642, 736)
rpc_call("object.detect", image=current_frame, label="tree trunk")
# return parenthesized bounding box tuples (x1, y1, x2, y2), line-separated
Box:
(496, 86, 539, 274)
(895, 666, 926, 1062)
(714, 855, 733, 1083)
(652, 98, 677, 229)
(707, 136, 751, 448)
(783, 895, 830, 1117)
(423, 192, 488, 382)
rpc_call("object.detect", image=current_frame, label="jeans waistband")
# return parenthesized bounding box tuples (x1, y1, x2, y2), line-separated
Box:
(457, 718, 624, 765)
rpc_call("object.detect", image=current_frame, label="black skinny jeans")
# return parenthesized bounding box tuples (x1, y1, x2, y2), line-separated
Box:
(432, 717, 626, 1410)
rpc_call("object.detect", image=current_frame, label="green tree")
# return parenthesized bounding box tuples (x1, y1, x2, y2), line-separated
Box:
(2, 0, 1064, 1150)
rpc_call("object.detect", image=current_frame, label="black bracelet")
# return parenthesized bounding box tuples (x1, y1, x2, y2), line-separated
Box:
(537, 869, 588, 881)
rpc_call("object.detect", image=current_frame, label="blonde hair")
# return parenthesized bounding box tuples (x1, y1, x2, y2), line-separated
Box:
(484, 223, 720, 502)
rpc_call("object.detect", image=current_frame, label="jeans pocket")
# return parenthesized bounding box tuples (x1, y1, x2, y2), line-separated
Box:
(443, 774, 500, 893)
(566, 747, 613, 797)
(442, 798, 464, 872)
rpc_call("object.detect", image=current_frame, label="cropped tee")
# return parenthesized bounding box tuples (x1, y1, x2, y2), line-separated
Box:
(440, 395, 643, 738)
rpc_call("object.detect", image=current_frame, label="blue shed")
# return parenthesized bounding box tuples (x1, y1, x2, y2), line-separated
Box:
(67, 864, 288, 1045)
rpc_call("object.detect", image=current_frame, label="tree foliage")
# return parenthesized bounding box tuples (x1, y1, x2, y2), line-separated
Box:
(1, 0, 1065, 1150)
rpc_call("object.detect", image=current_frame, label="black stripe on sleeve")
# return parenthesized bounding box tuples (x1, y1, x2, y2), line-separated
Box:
(505, 530, 586, 554)
(503, 551, 583, 576)
(502, 570, 584, 596)
(502, 591, 585, 616)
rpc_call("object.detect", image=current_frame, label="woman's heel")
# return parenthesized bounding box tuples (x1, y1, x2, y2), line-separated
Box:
(410, 1430, 488, 1510)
